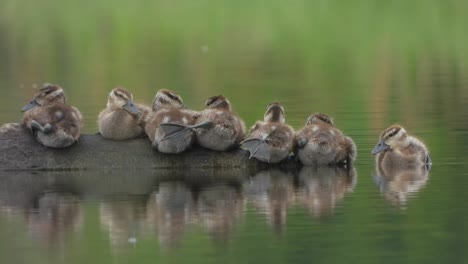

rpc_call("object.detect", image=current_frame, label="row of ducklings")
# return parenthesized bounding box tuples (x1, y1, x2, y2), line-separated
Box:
(17, 84, 431, 167)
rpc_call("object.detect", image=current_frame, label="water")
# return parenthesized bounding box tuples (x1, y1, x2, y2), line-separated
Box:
(2, 0, 468, 263)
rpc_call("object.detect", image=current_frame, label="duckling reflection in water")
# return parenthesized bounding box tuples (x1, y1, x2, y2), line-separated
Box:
(25, 192, 83, 246)
(21, 84, 82, 148)
(195, 95, 246, 151)
(146, 182, 194, 248)
(195, 185, 245, 242)
(296, 113, 356, 166)
(98, 87, 150, 140)
(244, 170, 295, 233)
(100, 198, 147, 248)
(145, 89, 212, 153)
(374, 165, 429, 208)
(372, 125, 431, 168)
(296, 166, 357, 218)
(241, 102, 295, 163)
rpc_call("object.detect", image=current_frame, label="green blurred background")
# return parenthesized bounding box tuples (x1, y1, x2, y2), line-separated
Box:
(1, 0, 466, 133)
(1, 1, 468, 263)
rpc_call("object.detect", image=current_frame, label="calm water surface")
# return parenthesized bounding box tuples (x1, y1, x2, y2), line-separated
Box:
(2, 1, 468, 263)
(1, 97, 467, 263)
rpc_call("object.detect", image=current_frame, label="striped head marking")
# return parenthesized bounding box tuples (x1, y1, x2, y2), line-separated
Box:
(205, 95, 231, 111)
(371, 125, 408, 155)
(108, 87, 139, 114)
(306, 113, 334, 126)
(264, 102, 285, 123)
(21, 83, 66, 112)
(152, 89, 184, 111)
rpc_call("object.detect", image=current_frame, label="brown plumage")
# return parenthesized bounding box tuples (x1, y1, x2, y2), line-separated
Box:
(98, 87, 150, 140)
(241, 102, 295, 163)
(295, 113, 356, 166)
(21, 84, 82, 148)
(144, 89, 208, 153)
(195, 95, 246, 151)
(371, 125, 431, 168)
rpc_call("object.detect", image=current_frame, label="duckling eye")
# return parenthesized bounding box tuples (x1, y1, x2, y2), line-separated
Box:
(44, 89, 53, 95)
(388, 130, 398, 137)
(206, 99, 214, 106)
(167, 93, 179, 101)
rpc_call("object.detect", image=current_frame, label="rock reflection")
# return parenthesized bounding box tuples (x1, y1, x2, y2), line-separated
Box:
(374, 165, 429, 208)
(244, 170, 295, 233)
(100, 197, 147, 248)
(0, 167, 360, 251)
(296, 166, 357, 218)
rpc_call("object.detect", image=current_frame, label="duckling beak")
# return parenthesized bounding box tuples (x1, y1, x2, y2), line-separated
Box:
(123, 100, 140, 114)
(21, 99, 39, 112)
(371, 140, 389, 155)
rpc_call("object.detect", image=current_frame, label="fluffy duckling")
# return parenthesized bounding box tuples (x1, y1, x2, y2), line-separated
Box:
(241, 102, 295, 163)
(145, 89, 211, 153)
(371, 125, 431, 168)
(295, 113, 356, 166)
(98, 87, 150, 140)
(195, 95, 245, 151)
(21, 84, 82, 148)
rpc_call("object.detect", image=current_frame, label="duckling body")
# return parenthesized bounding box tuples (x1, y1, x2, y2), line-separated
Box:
(195, 95, 245, 151)
(241, 102, 294, 163)
(98, 87, 150, 140)
(296, 113, 356, 166)
(145, 89, 209, 154)
(371, 125, 431, 168)
(21, 84, 82, 148)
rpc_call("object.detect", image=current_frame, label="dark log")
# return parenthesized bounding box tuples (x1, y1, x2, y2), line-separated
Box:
(0, 123, 300, 171)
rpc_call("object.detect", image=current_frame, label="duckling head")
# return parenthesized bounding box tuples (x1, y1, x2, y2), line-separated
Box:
(264, 102, 285, 123)
(107, 87, 140, 114)
(205, 95, 231, 111)
(152, 89, 185, 111)
(371, 125, 409, 155)
(21, 83, 66, 112)
(306, 112, 334, 126)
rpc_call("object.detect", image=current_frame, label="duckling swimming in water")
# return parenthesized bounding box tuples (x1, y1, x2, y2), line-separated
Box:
(371, 125, 431, 169)
(98, 87, 150, 140)
(195, 95, 246, 151)
(145, 89, 212, 153)
(241, 102, 295, 163)
(21, 84, 82, 148)
(295, 113, 356, 166)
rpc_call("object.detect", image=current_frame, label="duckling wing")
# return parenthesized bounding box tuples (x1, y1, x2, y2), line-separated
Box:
(241, 138, 272, 163)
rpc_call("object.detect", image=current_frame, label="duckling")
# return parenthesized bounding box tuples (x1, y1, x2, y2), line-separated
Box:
(241, 102, 295, 163)
(98, 87, 150, 140)
(371, 125, 431, 168)
(145, 89, 212, 153)
(195, 95, 246, 151)
(21, 84, 82, 148)
(295, 113, 356, 166)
